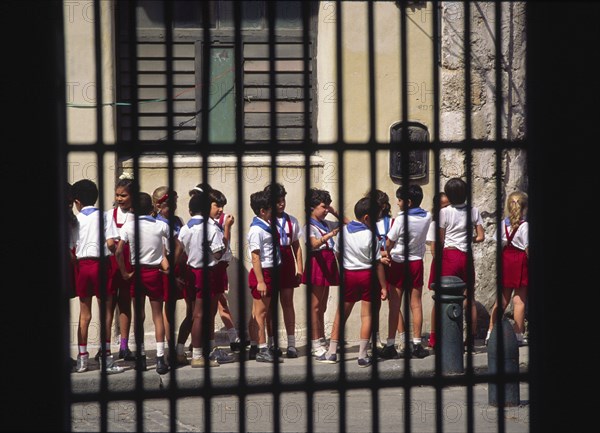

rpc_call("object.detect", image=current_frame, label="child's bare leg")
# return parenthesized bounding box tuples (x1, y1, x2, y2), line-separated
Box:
(77, 297, 93, 348)
(177, 298, 194, 346)
(387, 286, 402, 342)
(311, 285, 327, 341)
(513, 287, 527, 335)
(410, 287, 424, 339)
(150, 299, 165, 344)
(253, 297, 271, 346)
(117, 287, 132, 347)
(218, 294, 235, 330)
(359, 301, 372, 359)
(280, 288, 296, 340)
(325, 302, 355, 357)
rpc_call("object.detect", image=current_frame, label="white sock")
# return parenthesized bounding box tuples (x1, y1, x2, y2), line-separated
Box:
(259, 343, 268, 350)
(327, 340, 338, 357)
(312, 339, 320, 350)
(156, 341, 165, 357)
(78, 345, 88, 355)
(192, 348, 202, 360)
(319, 337, 327, 346)
(413, 337, 422, 345)
(358, 339, 369, 359)
(287, 335, 296, 348)
(386, 338, 395, 347)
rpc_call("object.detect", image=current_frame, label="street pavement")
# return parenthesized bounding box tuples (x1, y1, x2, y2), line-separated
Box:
(70, 340, 530, 432)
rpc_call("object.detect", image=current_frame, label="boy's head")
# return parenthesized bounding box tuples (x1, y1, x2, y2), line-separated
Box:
(264, 182, 287, 200)
(395, 184, 424, 208)
(71, 179, 98, 207)
(354, 196, 379, 227)
(250, 190, 271, 217)
(306, 188, 332, 213)
(444, 178, 468, 205)
(137, 192, 154, 215)
(209, 189, 227, 207)
(188, 191, 210, 217)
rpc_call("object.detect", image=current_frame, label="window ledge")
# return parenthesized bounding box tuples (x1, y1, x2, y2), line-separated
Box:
(121, 153, 325, 169)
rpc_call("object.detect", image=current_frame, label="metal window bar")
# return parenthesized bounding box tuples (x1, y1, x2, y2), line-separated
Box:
(64, 1, 531, 432)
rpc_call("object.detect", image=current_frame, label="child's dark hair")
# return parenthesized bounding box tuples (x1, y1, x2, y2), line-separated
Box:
(188, 193, 209, 217)
(137, 192, 154, 215)
(444, 178, 467, 205)
(264, 182, 287, 199)
(72, 179, 98, 206)
(115, 177, 135, 193)
(354, 196, 373, 220)
(66, 182, 77, 226)
(209, 189, 227, 207)
(395, 184, 424, 208)
(305, 188, 332, 213)
(189, 182, 213, 197)
(369, 189, 391, 218)
(250, 190, 271, 216)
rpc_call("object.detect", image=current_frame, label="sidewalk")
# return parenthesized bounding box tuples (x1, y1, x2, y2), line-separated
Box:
(70, 340, 529, 394)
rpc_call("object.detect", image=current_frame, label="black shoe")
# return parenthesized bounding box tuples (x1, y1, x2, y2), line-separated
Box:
(397, 345, 412, 359)
(256, 347, 283, 363)
(118, 348, 136, 361)
(412, 343, 429, 359)
(377, 345, 398, 359)
(286, 346, 298, 358)
(230, 341, 242, 352)
(135, 354, 147, 371)
(269, 346, 283, 357)
(357, 356, 373, 368)
(155, 355, 169, 375)
(248, 346, 259, 360)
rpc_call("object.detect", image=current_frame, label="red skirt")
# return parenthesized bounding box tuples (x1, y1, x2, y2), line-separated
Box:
(109, 242, 133, 297)
(427, 249, 475, 289)
(280, 245, 299, 289)
(301, 249, 340, 286)
(503, 245, 528, 289)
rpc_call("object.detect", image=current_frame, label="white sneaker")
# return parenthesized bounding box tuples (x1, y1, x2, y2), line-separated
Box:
(101, 354, 125, 374)
(312, 346, 327, 357)
(76, 354, 89, 373)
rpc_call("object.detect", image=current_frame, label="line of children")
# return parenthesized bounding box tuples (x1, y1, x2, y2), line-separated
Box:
(70, 176, 503, 370)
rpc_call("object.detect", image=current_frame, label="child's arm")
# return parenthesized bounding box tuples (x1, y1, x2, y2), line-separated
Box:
(223, 214, 234, 248)
(327, 205, 351, 225)
(376, 261, 388, 300)
(251, 250, 267, 297)
(291, 239, 304, 283)
(106, 238, 116, 254)
(474, 224, 485, 243)
(115, 240, 134, 280)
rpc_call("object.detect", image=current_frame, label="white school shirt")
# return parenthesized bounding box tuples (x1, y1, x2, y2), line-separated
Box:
(333, 222, 382, 270)
(302, 219, 339, 251)
(247, 217, 281, 268)
(376, 216, 395, 250)
(439, 204, 484, 252)
(501, 219, 529, 250)
(178, 216, 225, 268)
(387, 210, 432, 262)
(213, 213, 233, 263)
(274, 212, 301, 247)
(119, 215, 170, 266)
(105, 206, 134, 236)
(74, 206, 118, 258)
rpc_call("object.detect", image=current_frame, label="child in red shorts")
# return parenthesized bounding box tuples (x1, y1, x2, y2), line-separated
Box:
(316, 196, 388, 367)
(116, 192, 177, 375)
(71, 179, 123, 374)
(247, 190, 283, 363)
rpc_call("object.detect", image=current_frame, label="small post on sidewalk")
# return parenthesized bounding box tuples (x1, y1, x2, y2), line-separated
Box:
(431, 276, 466, 375)
(487, 317, 520, 406)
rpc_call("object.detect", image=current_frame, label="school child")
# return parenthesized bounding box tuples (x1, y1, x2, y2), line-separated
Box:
(372, 189, 393, 348)
(383, 184, 432, 359)
(105, 174, 136, 362)
(176, 190, 234, 368)
(432, 178, 485, 349)
(302, 188, 348, 357)
(189, 184, 243, 355)
(247, 190, 284, 363)
(71, 179, 124, 374)
(66, 182, 78, 300)
(116, 192, 176, 375)
(263, 183, 304, 358)
(486, 191, 529, 346)
(151, 186, 193, 366)
(316, 196, 388, 367)
(425, 192, 450, 348)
